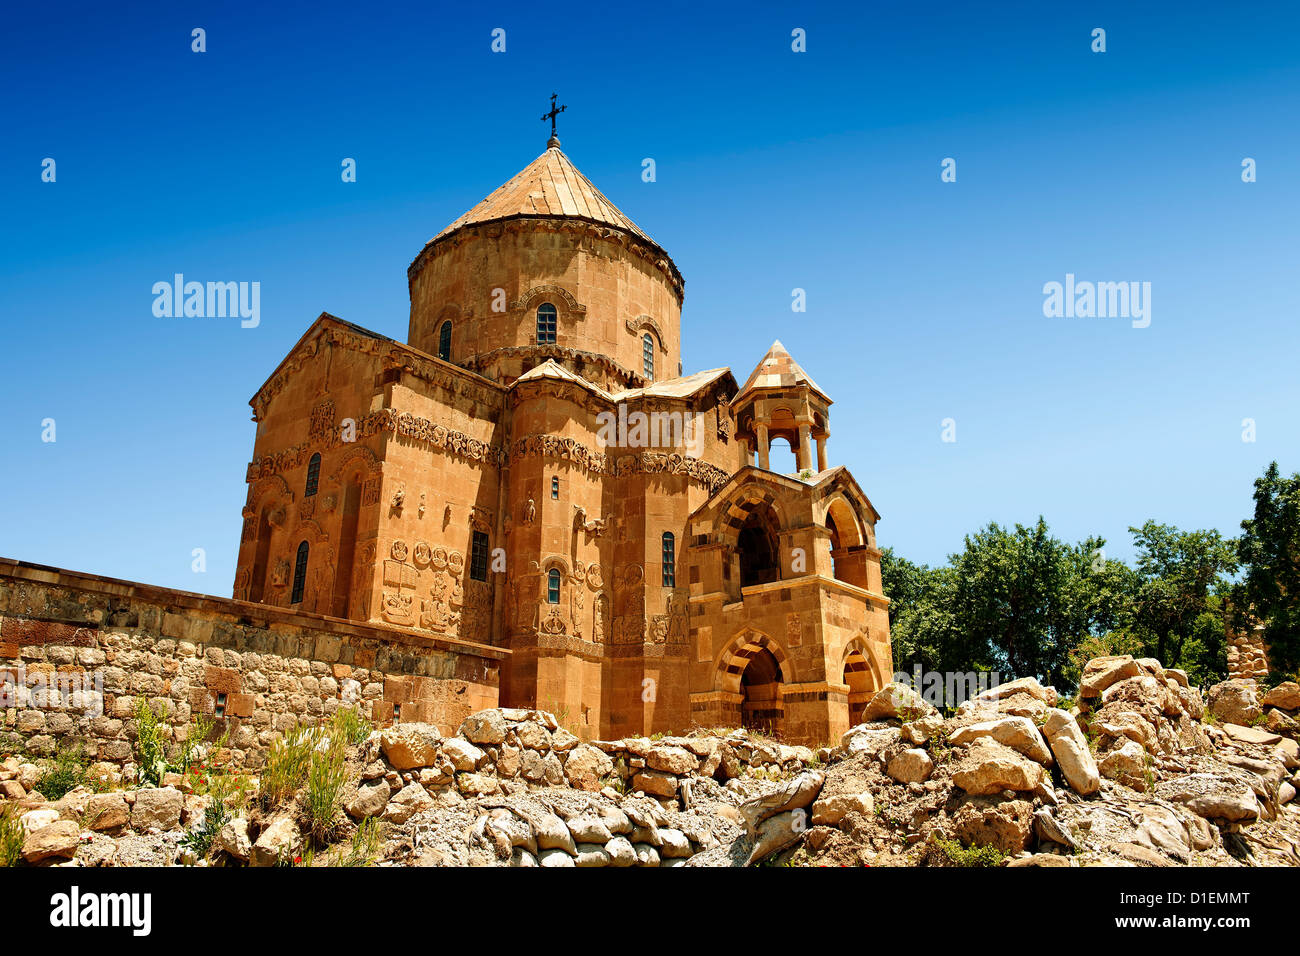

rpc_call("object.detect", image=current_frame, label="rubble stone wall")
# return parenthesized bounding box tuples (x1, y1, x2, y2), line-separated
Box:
(1227, 625, 1270, 682)
(0, 560, 505, 770)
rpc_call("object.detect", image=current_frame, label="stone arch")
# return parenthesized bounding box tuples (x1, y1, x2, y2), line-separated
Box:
(248, 474, 294, 513)
(713, 484, 792, 550)
(625, 314, 668, 354)
(289, 518, 330, 545)
(823, 493, 870, 587)
(715, 628, 792, 694)
(539, 554, 572, 611)
(329, 445, 380, 484)
(512, 284, 587, 318)
(716, 628, 791, 734)
(468, 507, 493, 535)
(841, 635, 883, 724)
(699, 482, 794, 596)
(540, 553, 572, 577)
(823, 495, 865, 549)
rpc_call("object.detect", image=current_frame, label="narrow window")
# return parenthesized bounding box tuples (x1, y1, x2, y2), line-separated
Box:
(470, 530, 490, 582)
(537, 303, 558, 344)
(643, 332, 655, 380)
(291, 540, 309, 604)
(547, 568, 561, 604)
(437, 320, 452, 361)
(305, 452, 321, 497)
(551, 476, 559, 499)
(662, 532, 676, 588)
(392, 703, 401, 723)
(214, 692, 228, 718)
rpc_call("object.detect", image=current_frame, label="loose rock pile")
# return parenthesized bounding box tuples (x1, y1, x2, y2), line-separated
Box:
(3, 658, 1298, 867)
(792, 659, 1299, 867)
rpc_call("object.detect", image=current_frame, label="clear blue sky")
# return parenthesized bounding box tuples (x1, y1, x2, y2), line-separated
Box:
(2, 1, 1297, 592)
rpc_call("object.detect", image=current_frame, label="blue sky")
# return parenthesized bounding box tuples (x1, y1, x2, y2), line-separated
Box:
(1, 1, 1297, 592)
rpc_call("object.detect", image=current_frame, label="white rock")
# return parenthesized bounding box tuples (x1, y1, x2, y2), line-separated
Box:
(250, 815, 302, 867)
(949, 716, 1053, 765)
(810, 792, 873, 826)
(887, 748, 935, 783)
(1042, 708, 1100, 796)
(605, 836, 637, 867)
(214, 817, 252, 861)
(441, 738, 485, 772)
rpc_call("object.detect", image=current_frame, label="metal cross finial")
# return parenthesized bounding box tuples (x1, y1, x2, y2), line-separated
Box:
(541, 92, 566, 147)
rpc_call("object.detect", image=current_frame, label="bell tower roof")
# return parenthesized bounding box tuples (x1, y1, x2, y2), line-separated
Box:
(735, 340, 831, 405)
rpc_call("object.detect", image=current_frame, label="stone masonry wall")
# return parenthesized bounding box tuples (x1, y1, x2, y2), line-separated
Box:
(1227, 624, 1270, 682)
(0, 560, 505, 772)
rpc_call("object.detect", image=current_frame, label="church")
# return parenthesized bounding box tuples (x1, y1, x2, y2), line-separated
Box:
(233, 108, 893, 745)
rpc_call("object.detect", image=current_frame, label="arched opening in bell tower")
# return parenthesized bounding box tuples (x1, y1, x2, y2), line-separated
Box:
(737, 503, 781, 588)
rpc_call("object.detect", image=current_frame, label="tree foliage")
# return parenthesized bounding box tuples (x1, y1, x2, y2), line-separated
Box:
(1234, 462, 1300, 677)
(882, 463, 1297, 690)
(885, 520, 1236, 691)
(1126, 520, 1236, 686)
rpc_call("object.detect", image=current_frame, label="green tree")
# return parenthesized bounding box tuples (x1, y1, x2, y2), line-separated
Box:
(880, 548, 963, 675)
(1127, 520, 1237, 683)
(947, 519, 1108, 688)
(1235, 462, 1300, 677)
(883, 524, 1136, 691)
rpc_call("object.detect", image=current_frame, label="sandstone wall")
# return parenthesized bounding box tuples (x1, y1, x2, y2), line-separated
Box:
(0, 561, 505, 770)
(407, 222, 683, 389)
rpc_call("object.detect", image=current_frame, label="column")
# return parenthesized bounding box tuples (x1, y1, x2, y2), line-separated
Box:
(756, 423, 770, 471)
(797, 424, 812, 472)
(816, 435, 827, 472)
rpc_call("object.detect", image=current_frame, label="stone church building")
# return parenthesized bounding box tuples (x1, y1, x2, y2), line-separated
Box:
(233, 126, 893, 745)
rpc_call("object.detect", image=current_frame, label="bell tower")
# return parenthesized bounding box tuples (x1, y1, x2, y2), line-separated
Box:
(731, 341, 832, 474)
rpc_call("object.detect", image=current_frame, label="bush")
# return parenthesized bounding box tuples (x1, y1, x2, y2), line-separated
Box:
(933, 837, 1004, 867)
(0, 805, 24, 867)
(34, 744, 89, 800)
(180, 793, 229, 860)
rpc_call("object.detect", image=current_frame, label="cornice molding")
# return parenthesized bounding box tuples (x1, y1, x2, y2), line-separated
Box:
(510, 433, 731, 494)
(247, 409, 507, 483)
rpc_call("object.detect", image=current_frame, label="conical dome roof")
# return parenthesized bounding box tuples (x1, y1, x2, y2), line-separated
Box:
(735, 340, 831, 404)
(430, 145, 656, 245)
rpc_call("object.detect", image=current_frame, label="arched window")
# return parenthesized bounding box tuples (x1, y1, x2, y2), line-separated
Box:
(305, 453, 321, 497)
(661, 532, 675, 587)
(537, 303, 557, 345)
(642, 333, 655, 380)
(291, 540, 309, 604)
(437, 320, 452, 361)
(470, 530, 489, 582)
(546, 568, 561, 604)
